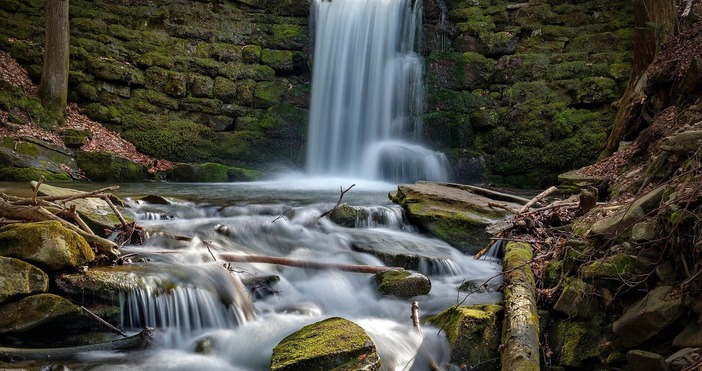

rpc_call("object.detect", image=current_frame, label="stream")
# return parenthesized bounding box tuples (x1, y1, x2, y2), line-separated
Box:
(1, 177, 502, 370)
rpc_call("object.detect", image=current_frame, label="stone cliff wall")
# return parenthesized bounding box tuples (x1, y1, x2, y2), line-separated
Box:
(1, 0, 310, 170)
(1, 0, 633, 185)
(422, 0, 633, 187)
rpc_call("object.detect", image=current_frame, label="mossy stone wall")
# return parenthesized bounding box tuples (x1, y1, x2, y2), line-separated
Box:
(0, 0, 310, 171)
(423, 0, 633, 187)
(2, 0, 632, 184)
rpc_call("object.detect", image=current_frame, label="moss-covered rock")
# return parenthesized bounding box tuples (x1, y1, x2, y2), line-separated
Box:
(372, 270, 431, 299)
(76, 151, 151, 182)
(0, 221, 94, 271)
(270, 317, 380, 371)
(552, 277, 601, 319)
(390, 181, 521, 253)
(428, 304, 503, 369)
(165, 162, 259, 182)
(0, 293, 83, 334)
(0, 257, 49, 304)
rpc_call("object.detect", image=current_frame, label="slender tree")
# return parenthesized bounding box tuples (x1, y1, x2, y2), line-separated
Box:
(38, 0, 70, 121)
(601, 0, 677, 156)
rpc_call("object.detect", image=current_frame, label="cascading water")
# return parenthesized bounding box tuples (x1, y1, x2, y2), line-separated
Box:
(306, 0, 451, 182)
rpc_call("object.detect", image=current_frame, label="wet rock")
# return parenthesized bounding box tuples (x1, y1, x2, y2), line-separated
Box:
(56, 263, 255, 319)
(553, 277, 601, 319)
(673, 321, 702, 348)
(626, 350, 670, 371)
(389, 181, 522, 254)
(140, 194, 172, 205)
(329, 203, 369, 227)
(613, 286, 686, 348)
(427, 304, 503, 369)
(0, 221, 94, 271)
(372, 270, 431, 299)
(0, 293, 82, 333)
(31, 181, 129, 232)
(0, 257, 49, 304)
(352, 243, 455, 274)
(166, 162, 260, 182)
(270, 317, 380, 371)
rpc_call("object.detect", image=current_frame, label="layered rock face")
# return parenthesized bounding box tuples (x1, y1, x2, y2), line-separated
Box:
(1, 0, 311, 170)
(1, 0, 633, 185)
(422, 0, 633, 186)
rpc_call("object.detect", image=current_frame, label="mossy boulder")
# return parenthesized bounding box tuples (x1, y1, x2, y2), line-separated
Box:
(389, 181, 521, 253)
(0, 136, 77, 177)
(550, 315, 615, 367)
(372, 270, 431, 299)
(261, 49, 293, 72)
(0, 257, 49, 304)
(427, 304, 503, 369)
(76, 151, 151, 182)
(552, 277, 601, 319)
(56, 263, 255, 318)
(579, 254, 648, 288)
(0, 221, 95, 271)
(0, 293, 82, 334)
(329, 203, 371, 227)
(270, 317, 380, 371)
(590, 185, 666, 237)
(165, 162, 260, 182)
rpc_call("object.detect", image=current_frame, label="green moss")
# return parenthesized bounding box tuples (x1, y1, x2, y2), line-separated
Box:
(0, 167, 71, 182)
(270, 317, 379, 371)
(269, 24, 306, 49)
(579, 254, 647, 286)
(261, 49, 293, 71)
(121, 115, 216, 162)
(372, 270, 430, 299)
(241, 45, 262, 63)
(428, 304, 503, 366)
(254, 80, 287, 108)
(213, 77, 238, 101)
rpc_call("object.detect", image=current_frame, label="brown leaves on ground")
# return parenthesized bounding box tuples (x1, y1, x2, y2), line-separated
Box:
(0, 50, 173, 173)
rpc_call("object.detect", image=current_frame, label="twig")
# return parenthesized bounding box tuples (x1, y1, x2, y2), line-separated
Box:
(80, 305, 127, 337)
(204, 240, 218, 262)
(271, 206, 294, 223)
(32, 176, 44, 206)
(317, 184, 356, 220)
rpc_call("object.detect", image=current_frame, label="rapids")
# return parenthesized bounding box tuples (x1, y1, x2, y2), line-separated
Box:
(34, 179, 502, 370)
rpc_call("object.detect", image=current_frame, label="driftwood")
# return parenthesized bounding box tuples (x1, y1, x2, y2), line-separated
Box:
(0, 327, 154, 362)
(0, 198, 120, 259)
(500, 242, 540, 371)
(518, 186, 558, 213)
(217, 252, 401, 274)
(436, 182, 531, 205)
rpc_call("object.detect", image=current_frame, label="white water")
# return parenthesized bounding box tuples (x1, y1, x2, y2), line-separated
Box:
(306, 0, 451, 182)
(66, 182, 501, 370)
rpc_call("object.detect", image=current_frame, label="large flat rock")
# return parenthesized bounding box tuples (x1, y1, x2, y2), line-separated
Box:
(390, 181, 522, 254)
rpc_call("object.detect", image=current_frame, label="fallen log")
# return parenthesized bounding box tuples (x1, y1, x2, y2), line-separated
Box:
(217, 253, 402, 274)
(435, 182, 531, 205)
(500, 241, 540, 371)
(0, 327, 154, 362)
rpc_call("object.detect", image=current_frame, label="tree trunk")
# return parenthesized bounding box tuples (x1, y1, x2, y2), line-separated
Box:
(38, 0, 69, 119)
(601, 0, 676, 156)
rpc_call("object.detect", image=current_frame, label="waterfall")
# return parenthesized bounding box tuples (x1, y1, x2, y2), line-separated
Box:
(306, 0, 451, 182)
